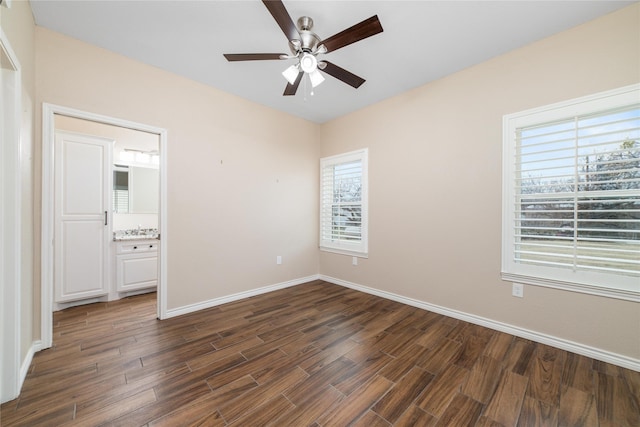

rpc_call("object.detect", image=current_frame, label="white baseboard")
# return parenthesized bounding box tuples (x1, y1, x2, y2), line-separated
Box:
(320, 275, 640, 372)
(165, 275, 321, 319)
(19, 340, 42, 390)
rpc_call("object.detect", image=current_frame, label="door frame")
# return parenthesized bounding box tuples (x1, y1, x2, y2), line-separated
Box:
(41, 103, 168, 349)
(0, 26, 22, 404)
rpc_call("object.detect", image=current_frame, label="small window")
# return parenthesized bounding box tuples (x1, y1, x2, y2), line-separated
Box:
(113, 166, 129, 213)
(320, 149, 368, 257)
(502, 85, 639, 301)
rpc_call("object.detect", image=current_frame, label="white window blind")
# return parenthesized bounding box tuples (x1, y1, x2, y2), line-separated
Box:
(320, 149, 368, 256)
(503, 85, 640, 301)
(113, 189, 129, 213)
(113, 168, 129, 213)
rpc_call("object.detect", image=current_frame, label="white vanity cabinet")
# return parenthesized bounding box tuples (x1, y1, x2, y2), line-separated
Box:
(116, 239, 159, 292)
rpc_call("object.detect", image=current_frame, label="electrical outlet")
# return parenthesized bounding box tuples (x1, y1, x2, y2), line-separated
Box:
(512, 283, 524, 298)
(352, 257, 358, 266)
(276, 255, 282, 265)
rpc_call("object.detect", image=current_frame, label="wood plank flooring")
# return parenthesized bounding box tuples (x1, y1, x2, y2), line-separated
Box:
(2, 280, 639, 426)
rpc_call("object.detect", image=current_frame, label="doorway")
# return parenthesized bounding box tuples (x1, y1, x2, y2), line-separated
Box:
(41, 104, 168, 350)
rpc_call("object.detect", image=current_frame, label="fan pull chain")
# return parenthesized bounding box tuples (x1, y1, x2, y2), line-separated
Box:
(303, 73, 308, 102)
(310, 73, 315, 96)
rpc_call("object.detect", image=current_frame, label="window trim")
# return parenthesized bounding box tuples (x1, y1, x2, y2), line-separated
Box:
(320, 148, 369, 258)
(502, 84, 640, 302)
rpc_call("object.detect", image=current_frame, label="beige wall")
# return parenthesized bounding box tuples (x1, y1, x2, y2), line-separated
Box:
(35, 28, 321, 311)
(2, 0, 37, 363)
(320, 4, 640, 360)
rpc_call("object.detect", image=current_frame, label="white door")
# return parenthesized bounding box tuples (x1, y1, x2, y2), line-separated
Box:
(54, 131, 112, 303)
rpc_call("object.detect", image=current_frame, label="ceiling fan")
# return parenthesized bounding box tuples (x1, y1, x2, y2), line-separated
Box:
(223, 0, 383, 96)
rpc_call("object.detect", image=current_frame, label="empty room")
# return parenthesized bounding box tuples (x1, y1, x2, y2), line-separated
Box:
(1, 0, 639, 425)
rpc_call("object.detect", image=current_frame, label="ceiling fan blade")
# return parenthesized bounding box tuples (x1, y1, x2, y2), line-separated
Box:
(320, 15, 383, 53)
(283, 71, 303, 96)
(319, 61, 365, 89)
(262, 0, 300, 42)
(223, 53, 287, 61)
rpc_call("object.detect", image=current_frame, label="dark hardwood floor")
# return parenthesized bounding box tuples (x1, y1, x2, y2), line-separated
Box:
(1, 280, 639, 426)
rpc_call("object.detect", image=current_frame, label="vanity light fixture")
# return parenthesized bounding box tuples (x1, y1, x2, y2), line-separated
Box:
(135, 152, 151, 163)
(119, 150, 135, 162)
(120, 149, 158, 165)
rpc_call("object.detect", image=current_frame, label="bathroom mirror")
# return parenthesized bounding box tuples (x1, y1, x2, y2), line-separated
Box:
(113, 165, 159, 214)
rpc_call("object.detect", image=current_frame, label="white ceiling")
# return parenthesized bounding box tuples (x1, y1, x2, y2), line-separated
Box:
(30, 1, 633, 123)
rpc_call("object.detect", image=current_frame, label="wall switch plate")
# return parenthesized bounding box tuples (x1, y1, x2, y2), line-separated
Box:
(276, 256, 282, 265)
(352, 257, 358, 266)
(512, 283, 524, 298)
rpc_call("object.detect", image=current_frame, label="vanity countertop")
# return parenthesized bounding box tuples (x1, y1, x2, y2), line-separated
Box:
(113, 229, 160, 242)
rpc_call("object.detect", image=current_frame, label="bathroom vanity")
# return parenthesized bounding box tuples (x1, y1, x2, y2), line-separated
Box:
(115, 239, 159, 292)
(113, 229, 159, 294)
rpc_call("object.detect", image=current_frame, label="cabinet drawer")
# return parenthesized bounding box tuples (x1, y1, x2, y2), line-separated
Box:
(116, 241, 158, 254)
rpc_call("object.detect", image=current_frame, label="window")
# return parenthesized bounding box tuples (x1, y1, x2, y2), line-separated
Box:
(113, 166, 129, 213)
(502, 85, 639, 301)
(320, 149, 368, 257)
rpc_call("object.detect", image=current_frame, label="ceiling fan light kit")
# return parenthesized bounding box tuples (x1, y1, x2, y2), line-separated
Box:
(223, 0, 383, 96)
(282, 64, 300, 85)
(299, 53, 317, 74)
(308, 69, 325, 88)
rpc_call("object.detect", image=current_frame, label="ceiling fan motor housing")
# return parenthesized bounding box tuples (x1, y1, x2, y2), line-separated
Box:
(297, 16, 313, 31)
(290, 16, 322, 54)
